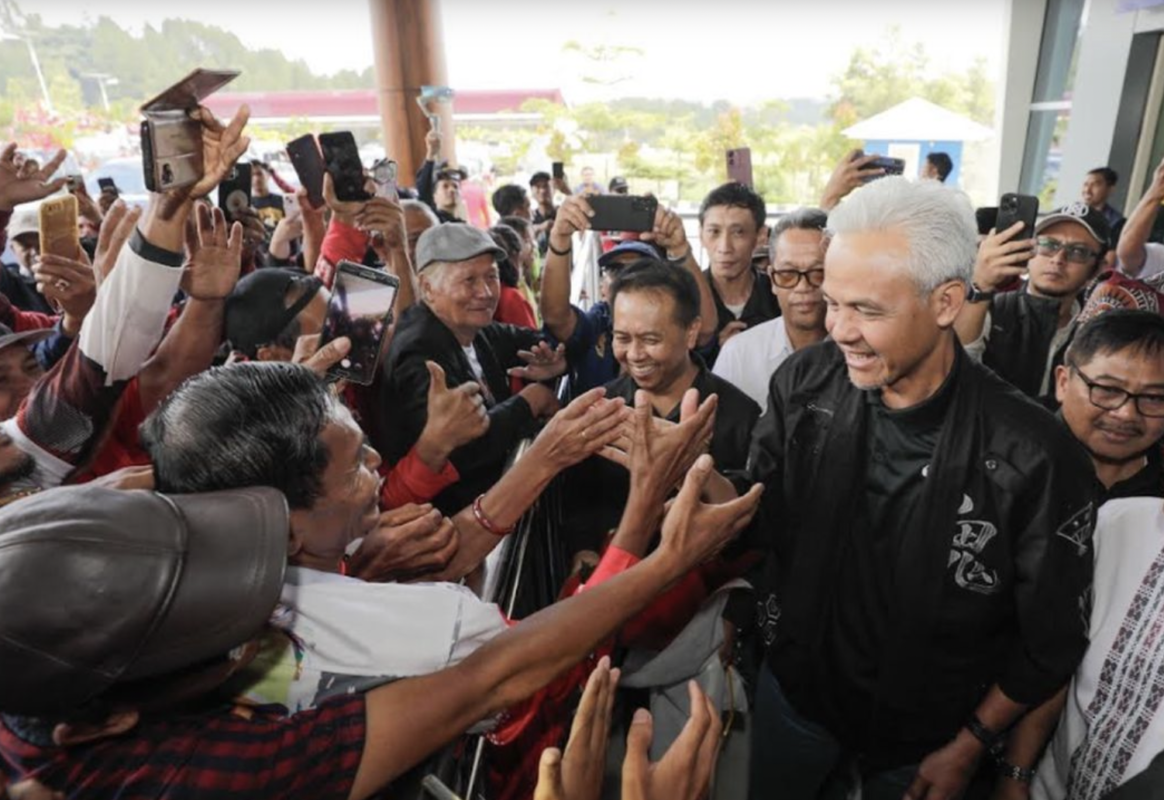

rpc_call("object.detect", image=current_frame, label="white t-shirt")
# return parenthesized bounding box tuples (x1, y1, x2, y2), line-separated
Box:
(711, 317, 797, 413)
(238, 566, 509, 714)
(1127, 242, 1164, 281)
(1033, 497, 1164, 800)
(723, 301, 746, 319)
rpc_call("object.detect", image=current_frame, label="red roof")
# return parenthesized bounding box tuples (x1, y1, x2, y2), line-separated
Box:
(203, 88, 564, 119)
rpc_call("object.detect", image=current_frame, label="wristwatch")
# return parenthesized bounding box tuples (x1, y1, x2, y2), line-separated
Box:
(966, 283, 996, 303)
(995, 758, 1035, 784)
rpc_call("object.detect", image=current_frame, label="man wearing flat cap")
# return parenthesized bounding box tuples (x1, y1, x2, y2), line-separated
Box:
(375, 223, 568, 513)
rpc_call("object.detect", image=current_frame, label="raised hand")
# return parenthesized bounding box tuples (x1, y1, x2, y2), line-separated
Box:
(0, 144, 66, 211)
(91, 200, 143, 287)
(186, 105, 251, 200)
(33, 251, 97, 334)
(657, 453, 763, 573)
(357, 196, 407, 252)
(347, 503, 459, 582)
(535, 656, 620, 800)
(508, 341, 568, 382)
(531, 387, 630, 472)
(549, 196, 595, 253)
(415, 361, 490, 470)
(292, 333, 352, 377)
(322, 171, 375, 225)
(181, 204, 243, 301)
(973, 221, 1035, 293)
(604, 389, 716, 500)
(820, 149, 884, 211)
(622, 680, 723, 800)
(641, 206, 690, 259)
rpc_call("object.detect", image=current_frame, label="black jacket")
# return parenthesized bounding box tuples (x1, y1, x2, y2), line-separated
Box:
(699, 268, 780, 367)
(738, 340, 1097, 767)
(982, 288, 1068, 398)
(374, 303, 542, 514)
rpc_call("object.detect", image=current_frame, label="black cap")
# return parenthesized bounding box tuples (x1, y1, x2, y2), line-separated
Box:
(225, 268, 324, 358)
(0, 484, 289, 716)
(1036, 202, 1113, 251)
(609, 176, 629, 193)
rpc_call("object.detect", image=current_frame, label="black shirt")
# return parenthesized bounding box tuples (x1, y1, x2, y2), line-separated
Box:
(698, 268, 780, 367)
(819, 356, 958, 747)
(1103, 444, 1164, 503)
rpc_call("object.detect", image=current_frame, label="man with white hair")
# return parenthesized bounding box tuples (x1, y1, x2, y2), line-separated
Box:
(375, 223, 567, 514)
(697, 178, 1097, 800)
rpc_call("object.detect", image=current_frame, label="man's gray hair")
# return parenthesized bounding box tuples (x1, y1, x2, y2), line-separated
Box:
(401, 199, 439, 227)
(826, 177, 977, 294)
(769, 207, 829, 259)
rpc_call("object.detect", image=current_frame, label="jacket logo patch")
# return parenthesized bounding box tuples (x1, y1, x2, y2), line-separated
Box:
(1055, 502, 1095, 557)
(948, 518, 1001, 596)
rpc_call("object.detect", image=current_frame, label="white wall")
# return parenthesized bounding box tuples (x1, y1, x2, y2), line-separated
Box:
(997, 0, 1048, 194)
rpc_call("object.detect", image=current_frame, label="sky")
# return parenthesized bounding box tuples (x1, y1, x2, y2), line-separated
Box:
(31, 0, 1008, 105)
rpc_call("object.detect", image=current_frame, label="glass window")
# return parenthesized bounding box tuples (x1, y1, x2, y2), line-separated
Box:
(1020, 0, 1090, 199)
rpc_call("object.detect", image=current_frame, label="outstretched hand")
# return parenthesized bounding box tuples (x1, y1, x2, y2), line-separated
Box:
(535, 656, 620, 800)
(533, 387, 631, 472)
(0, 144, 66, 211)
(622, 680, 723, 800)
(509, 341, 568, 382)
(182, 203, 243, 301)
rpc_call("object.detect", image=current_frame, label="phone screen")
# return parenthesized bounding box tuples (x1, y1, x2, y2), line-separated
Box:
(320, 262, 399, 385)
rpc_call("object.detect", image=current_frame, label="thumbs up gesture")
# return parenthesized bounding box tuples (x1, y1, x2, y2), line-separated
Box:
(414, 361, 491, 471)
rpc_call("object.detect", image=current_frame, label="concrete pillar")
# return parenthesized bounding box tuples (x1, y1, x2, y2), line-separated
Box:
(367, 0, 455, 183)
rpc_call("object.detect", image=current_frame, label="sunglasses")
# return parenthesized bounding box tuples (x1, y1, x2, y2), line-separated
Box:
(769, 268, 824, 289)
(1035, 237, 1100, 264)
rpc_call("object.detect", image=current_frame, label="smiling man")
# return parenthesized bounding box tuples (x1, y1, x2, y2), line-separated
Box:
(1055, 310, 1164, 502)
(693, 178, 1098, 800)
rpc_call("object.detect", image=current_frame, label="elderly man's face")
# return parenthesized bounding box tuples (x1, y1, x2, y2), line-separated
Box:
(425, 254, 501, 339)
(289, 403, 384, 566)
(1056, 346, 1164, 470)
(823, 229, 959, 406)
(769, 228, 827, 335)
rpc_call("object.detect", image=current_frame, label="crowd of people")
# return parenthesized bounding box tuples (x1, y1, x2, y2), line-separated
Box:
(0, 91, 1162, 800)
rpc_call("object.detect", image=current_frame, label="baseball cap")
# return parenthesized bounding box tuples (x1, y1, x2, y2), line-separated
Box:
(609, 176, 629, 193)
(435, 164, 467, 183)
(6, 204, 39, 240)
(0, 322, 52, 354)
(415, 223, 505, 272)
(1035, 202, 1112, 251)
(225, 268, 324, 358)
(529, 171, 551, 186)
(0, 484, 289, 717)
(598, 240, 661, 270)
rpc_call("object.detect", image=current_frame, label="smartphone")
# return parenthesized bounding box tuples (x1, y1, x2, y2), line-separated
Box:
(552, 162, 564, 181)
(65, 175, 84, 193)
(97, 177, 117, 193)
(217, 162, 252, 222)
(857, 153, 906, 183)
(372, 158, 399, 201)
(587, 195, 658, 233)
(39, 195, 80, 260)
(139, 68, 240, 193)
(286, 134, 326, 208)
(319, 261, 400, 385)
(319, 131, 371, 203)
(996, 193, 1039, 238)
(726, 148, 753, 187)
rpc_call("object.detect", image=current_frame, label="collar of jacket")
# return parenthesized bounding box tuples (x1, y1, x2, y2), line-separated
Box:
(782, 341, 982, 648)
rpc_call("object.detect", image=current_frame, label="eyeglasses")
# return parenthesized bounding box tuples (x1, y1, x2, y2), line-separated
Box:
(1071, 365, 1164, 418)
(770, 268, 824, 289)
(1035, 237, 1100, 264)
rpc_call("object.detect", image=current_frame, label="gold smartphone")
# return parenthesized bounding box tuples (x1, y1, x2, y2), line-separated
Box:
(39, 195, 80, 261)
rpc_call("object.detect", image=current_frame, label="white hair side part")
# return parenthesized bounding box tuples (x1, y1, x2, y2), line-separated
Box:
(826, 176, 977, 295)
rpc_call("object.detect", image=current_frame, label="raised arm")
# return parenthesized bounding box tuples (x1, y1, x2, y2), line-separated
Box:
(541, 195, 593, 342)
(954, 221, 1035, 352)
(347, 453, 765, 800)
(1117, 158, 1164, 277)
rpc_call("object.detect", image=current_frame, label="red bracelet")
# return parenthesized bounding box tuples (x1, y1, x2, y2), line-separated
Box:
(473, 493, 514, 537)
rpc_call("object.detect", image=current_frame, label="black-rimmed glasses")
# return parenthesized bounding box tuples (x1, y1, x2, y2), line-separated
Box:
(1035, 237, 1100, 264)
(1071, 365, 1164, 418)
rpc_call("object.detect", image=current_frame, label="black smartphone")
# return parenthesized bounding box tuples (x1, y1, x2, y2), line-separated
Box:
(320, 261, 400, 385)
(552, 162, 564, 180)
(286, 134, 325, 208)
(97, 177, 117, 192)
(726, 147, 753, 187)
(587, 195, 658, 233)
(996, 193, 1039, 238)
(862, 155, 905, 182)
(217, 161, 252, 222)
(319, 131, 371, 203)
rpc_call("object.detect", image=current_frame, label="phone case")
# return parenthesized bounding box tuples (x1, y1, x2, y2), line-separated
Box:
(287, 134, 326, 208)
(587, 195, 658, 233)
(726, 148, 753, 187)
(218, 162, 252, 221)
(996, 193, 1040, 238)
(320, 261, 400, 385)
(38, 195, 80, 260)
(319, 132, 371, 203)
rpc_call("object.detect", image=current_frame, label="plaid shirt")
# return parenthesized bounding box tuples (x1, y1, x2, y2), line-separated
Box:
(0, 694, 366, 799)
